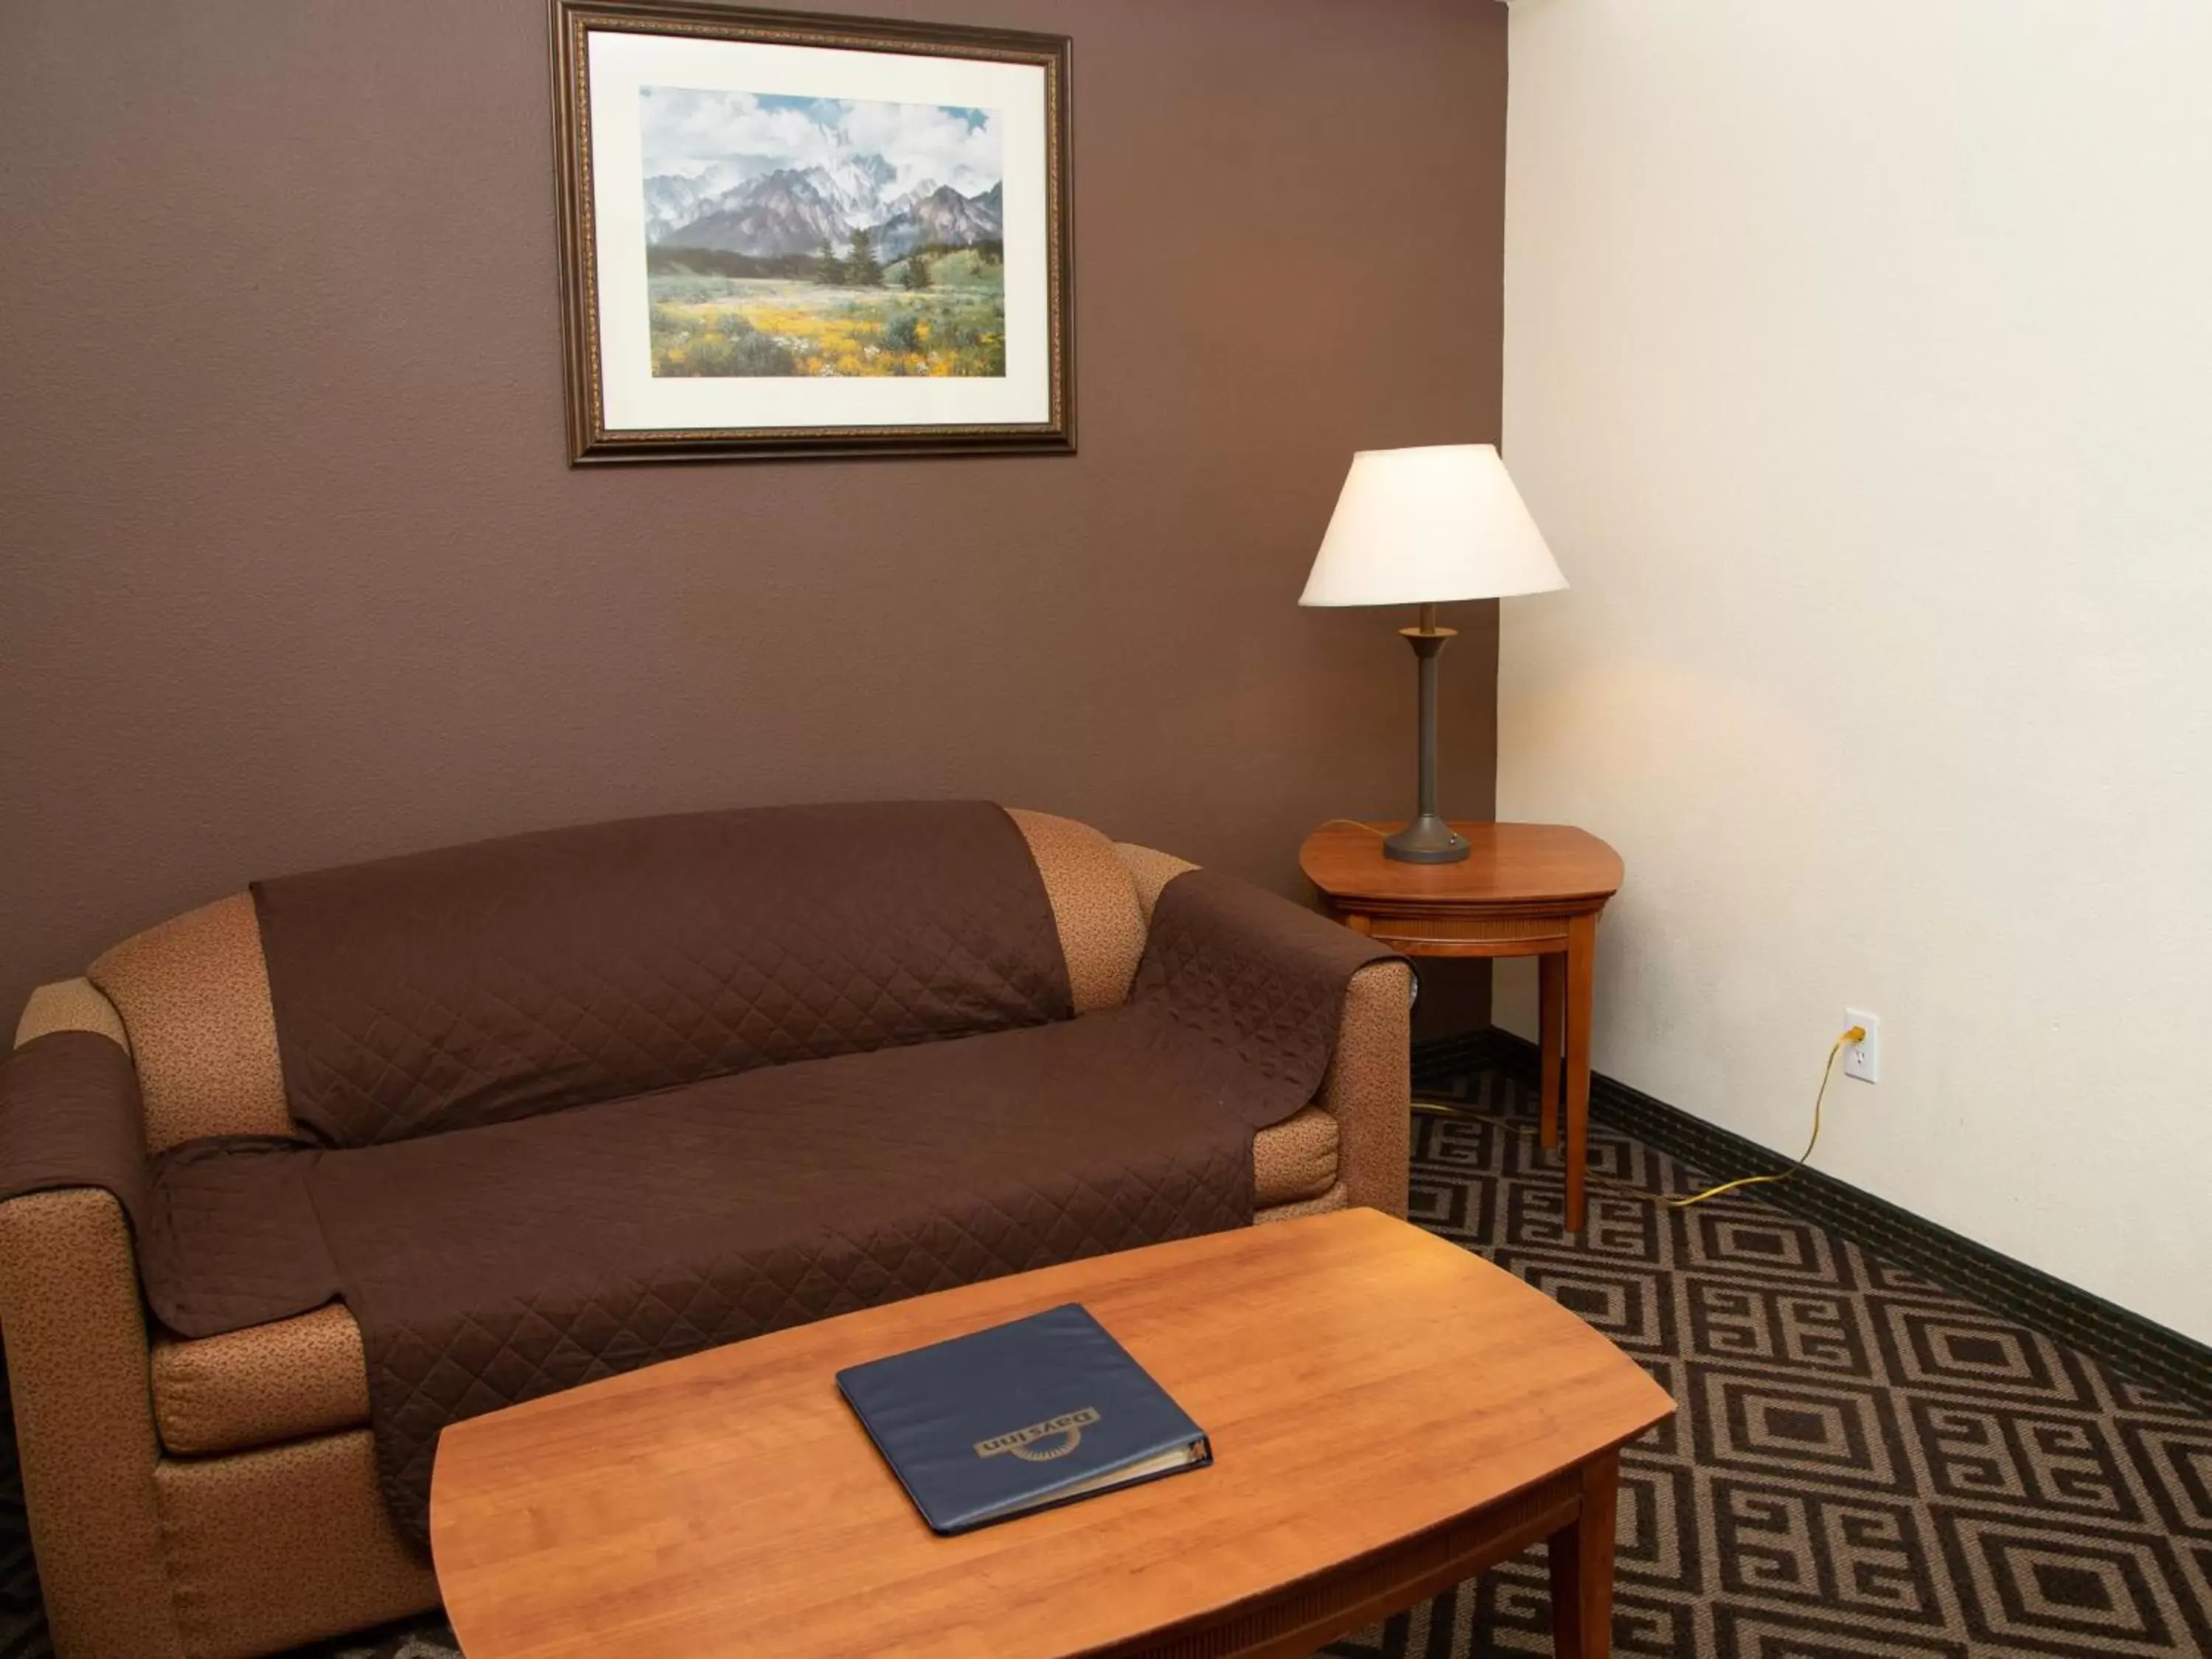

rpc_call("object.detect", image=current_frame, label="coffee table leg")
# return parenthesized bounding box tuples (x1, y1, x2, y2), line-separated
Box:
(1538, 950, 1565, 1151)
(1547, 1447, 1619, 1659)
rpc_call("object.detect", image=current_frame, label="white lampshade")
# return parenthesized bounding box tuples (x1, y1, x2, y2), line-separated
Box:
(1299, 443, 1566, 607)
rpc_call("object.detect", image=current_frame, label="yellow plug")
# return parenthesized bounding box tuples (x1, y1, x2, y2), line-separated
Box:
(1845, 1025, 1867, 1044)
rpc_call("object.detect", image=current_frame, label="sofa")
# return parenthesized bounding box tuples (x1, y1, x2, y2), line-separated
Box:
(0, 804, 1411, 1659)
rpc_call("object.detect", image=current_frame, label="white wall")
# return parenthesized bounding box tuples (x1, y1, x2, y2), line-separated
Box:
(1498, 0, 2212, 1342)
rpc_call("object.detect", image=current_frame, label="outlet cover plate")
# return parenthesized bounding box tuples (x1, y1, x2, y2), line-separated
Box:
(1843, 1010, 1879, 1083)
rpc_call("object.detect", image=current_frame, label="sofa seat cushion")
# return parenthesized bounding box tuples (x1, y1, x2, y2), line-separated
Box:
(151, 1304, 369, 1455)
(143, 1110, 1336, 1457)
(140, 1111, 1336, 1460)
(1253, 1106, 1338, 1206)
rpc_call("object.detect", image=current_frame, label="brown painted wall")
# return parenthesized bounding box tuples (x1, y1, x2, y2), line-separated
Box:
(0, 0, 1503, 1033)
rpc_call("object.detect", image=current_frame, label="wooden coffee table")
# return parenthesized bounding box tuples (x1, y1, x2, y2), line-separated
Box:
(431, 1209, 1671, 1659)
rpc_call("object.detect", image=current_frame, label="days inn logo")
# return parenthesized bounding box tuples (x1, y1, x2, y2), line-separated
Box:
(973, 1407, 1100, 1463)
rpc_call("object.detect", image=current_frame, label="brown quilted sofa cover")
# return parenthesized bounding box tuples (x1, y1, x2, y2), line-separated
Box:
(0, 808, 1410, 1659)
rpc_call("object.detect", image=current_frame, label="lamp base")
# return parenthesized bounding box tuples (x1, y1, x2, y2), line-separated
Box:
(1383, 813, 1470, 864)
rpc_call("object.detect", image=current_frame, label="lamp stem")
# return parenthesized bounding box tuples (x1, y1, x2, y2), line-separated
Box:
(1383, 603, 1470, 864)
(1414, 632, 1440, 823)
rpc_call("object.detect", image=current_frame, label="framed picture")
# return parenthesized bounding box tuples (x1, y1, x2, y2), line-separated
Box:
(549, 0, 1074, 463)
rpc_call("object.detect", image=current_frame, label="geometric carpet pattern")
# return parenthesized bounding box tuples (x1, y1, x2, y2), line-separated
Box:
(1321, 1069, 2212, 1659)
(0, 1068, 2207, 1658)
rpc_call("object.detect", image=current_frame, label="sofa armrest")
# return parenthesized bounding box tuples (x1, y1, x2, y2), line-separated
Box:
(1116, 845, 1413, 1217)
(15, 976, 131, 1051)
(0, 1031, 152, 1222)
(0, 1029, 183, 1657)
(1319, 959, 1413, 1217)
(0, 1191, 182, 1658)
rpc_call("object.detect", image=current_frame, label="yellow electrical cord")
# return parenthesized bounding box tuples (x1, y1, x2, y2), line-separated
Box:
(1416, 1024, 1866, 1212)
(1664, 1024, 1862, 1209)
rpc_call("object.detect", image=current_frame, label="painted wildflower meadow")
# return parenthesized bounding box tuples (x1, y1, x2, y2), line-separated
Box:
(639, 88, 1005, 378)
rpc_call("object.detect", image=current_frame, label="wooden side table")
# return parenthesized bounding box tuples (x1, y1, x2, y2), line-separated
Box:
(1300, 821, 1624, 1234)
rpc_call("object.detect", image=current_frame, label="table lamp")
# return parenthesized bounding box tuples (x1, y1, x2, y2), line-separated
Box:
(1300, 443, 1566, 863)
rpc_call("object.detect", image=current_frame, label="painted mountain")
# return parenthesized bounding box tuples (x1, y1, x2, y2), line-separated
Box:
(639, 88, 1003, 260)
(655, 168, 850, 258)
(870, 182, 1003, 260)
(646, 164, 1001, 259)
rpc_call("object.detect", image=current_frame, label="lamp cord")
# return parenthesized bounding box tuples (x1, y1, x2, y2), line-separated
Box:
(1416, 1025, 1864, 1213)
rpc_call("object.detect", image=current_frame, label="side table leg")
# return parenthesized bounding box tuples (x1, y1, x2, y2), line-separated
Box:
(1539, 950, 1565, 1151)
(1547, 1447, 1620, 1659)
(1563, 914, 1596, 1234)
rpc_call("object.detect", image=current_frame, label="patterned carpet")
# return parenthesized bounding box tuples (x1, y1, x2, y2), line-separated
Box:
(1, 1066, 2208, 1658)
(1317, 1071, 2212, 1659)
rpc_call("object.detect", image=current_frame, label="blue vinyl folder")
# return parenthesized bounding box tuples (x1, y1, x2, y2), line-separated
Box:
(835, 1304, 1213, 1534)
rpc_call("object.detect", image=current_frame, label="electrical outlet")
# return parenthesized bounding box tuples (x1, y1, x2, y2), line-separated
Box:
(1843, 1010, 1879, 1083)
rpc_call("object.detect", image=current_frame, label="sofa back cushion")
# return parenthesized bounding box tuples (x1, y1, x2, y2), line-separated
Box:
(83, 803, 1144, 1155)
(245, 801, 1071, 1149)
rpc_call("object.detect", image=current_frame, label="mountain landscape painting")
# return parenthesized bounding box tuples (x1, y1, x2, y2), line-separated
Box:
(640, 87, 1006, 378)
(555, 6, 1068, 461)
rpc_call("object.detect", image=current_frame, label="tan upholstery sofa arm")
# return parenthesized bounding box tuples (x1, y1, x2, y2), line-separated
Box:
(1113, 844, 1412, 1219)
(0, 1186, 181, 1658)
(1319, 959, 1413, 1217)
(2, 992, 183, 1659)
(1111, 841, 1197, 925)
(15, 978, 131, 1051)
